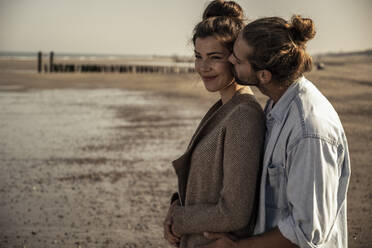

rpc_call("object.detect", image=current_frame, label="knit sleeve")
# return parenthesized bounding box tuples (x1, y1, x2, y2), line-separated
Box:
(171, 104, 265, 234)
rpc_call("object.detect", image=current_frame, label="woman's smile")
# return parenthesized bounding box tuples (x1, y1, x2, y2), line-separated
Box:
(201, 75, 218, 82)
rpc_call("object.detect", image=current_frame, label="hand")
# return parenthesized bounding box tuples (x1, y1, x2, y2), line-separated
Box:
(163, 201, 181, 247)
(198, 232, 238, 248)
(171, 222, 181, 238)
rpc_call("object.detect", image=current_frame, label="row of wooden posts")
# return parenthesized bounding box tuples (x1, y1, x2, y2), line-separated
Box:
(37, 52, 195, 74)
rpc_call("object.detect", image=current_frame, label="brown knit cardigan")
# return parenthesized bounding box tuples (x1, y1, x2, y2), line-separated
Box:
(170, 89, 266, 248)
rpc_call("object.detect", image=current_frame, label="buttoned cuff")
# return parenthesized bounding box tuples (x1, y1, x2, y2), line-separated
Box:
(278, 215, 299, 246)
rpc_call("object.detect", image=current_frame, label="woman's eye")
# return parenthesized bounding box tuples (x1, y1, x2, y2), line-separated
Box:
(211, 56, 222, 60)
(195, 55, 201, 59)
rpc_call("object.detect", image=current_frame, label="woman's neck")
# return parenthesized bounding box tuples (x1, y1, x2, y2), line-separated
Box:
(219, 81, 251, 104)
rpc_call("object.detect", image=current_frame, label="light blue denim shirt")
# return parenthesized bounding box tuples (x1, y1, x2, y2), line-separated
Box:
(254, 77, 351, 247)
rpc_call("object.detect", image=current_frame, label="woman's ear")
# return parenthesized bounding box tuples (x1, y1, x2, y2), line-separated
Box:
(257, 69, 272, 85)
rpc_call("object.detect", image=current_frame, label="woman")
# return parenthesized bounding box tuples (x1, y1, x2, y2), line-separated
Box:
(163, 1, 265, 247)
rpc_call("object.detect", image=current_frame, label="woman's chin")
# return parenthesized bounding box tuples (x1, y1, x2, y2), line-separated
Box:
(202, 81, 219, 92)
(203, 85, 219, 93)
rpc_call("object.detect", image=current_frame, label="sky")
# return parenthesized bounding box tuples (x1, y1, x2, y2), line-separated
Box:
(0, 0, 371, 56)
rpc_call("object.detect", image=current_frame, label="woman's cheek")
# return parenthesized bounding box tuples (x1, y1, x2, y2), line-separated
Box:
(194, 60, 201, 74)
(219, 63, 233, 80)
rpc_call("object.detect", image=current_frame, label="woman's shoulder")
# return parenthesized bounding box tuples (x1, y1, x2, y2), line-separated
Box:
(231, 93, 265, 119)
(222, 94, 266, 132)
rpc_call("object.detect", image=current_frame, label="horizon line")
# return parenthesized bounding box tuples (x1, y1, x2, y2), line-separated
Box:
(1, 48, 371, 58)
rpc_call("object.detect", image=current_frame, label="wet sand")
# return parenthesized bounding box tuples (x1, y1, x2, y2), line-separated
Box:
(0, 56, 371, 247)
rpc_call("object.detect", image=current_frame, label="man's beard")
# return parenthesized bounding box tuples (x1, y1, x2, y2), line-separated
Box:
(235, 77, 259, 86)
(233, 69, 260, 86)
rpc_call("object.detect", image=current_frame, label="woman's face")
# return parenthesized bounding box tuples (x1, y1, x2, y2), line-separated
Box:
(194, 36, 234, 92)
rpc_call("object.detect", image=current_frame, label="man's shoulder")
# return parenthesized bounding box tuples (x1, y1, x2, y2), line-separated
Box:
(288, 78, 344, 144)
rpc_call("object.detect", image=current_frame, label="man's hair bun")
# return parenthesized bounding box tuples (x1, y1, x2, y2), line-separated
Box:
(289, 15, 316, 45)
(202, 0, 244, 22)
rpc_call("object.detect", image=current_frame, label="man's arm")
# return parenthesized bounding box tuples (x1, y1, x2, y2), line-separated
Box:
(200, 137, 346, 248)
(200, 228, 298, 248)
(277, 137, 345, 247)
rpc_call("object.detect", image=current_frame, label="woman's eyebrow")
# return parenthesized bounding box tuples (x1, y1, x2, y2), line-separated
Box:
(194, 50, 225, 56)
(206, 52, 224, 56)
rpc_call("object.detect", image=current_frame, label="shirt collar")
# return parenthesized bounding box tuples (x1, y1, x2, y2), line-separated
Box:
(266, 77, 305, 123)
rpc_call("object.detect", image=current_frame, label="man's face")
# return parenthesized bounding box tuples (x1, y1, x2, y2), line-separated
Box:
(228, 33, 259, 86)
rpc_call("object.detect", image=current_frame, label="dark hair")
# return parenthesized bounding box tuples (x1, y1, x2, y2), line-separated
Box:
(192, 0, 245, 52)
(242, 15, 316, 85)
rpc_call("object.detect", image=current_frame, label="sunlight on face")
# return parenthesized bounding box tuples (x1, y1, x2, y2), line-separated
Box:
(194, 36, 234, 92)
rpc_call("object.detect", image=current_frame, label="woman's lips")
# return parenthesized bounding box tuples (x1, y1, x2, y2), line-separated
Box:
(202, 76, 217, 81)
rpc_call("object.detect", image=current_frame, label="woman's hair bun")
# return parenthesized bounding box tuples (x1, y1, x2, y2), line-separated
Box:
(202, 0, 244, 21)
(193, 0, 244, 51)
(289, 15, 316, 45)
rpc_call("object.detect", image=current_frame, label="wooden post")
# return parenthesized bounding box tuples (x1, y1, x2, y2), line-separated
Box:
(37, 51, 42, 73)
(49, 51, 54, 73)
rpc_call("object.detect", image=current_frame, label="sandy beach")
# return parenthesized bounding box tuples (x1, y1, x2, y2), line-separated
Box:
(0, 55, 371, 247)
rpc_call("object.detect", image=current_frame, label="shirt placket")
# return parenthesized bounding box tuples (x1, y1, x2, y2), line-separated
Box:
(265, 114, 275, 150)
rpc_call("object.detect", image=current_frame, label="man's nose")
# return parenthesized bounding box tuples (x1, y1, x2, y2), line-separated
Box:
(228, 54, 235, 64)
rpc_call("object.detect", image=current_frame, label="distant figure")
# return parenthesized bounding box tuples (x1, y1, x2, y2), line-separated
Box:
(163, 1, 265, 248)
(316, 62, 325, 70)
(201, 14, 351, 248)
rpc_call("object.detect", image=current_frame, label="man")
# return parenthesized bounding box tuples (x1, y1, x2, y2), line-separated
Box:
(201, 15, 351, 248)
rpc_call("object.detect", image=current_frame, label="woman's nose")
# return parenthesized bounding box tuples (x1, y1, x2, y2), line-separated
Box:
(199, 59, 212, 72)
